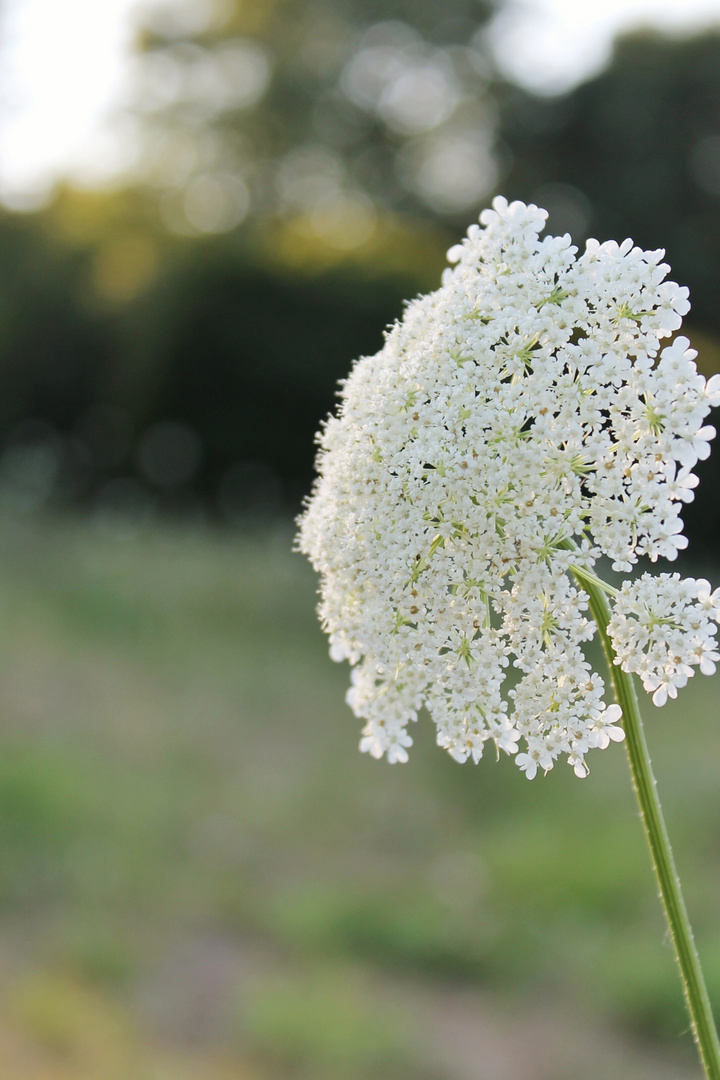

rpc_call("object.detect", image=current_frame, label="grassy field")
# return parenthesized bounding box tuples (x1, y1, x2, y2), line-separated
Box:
(0, 514, 715, 1078)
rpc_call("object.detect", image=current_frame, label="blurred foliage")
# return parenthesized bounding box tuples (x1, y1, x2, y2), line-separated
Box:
(0, 192, 439, 517)
(130, 0, 498, 231)
(2, 5, 720, 553)
(242, 966, 424, 1079)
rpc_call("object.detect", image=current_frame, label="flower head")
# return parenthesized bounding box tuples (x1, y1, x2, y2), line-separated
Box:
(608, 574, 720, 706)
(298, 196, 719, 777)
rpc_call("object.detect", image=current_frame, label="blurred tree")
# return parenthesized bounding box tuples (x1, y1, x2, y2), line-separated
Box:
(4, 15, 720, 550)
(127, 0, 500, 249)
(0, 194, 421, 517)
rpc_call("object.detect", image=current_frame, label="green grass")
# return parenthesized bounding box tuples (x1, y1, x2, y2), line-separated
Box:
(0, 514, 715, 1078)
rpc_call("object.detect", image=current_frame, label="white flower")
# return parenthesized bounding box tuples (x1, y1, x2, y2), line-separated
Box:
(298, 196, 718, 777)
(608, 574, 720, 706)
(589, 704, 626, 749)
(516, 739, 554, 781)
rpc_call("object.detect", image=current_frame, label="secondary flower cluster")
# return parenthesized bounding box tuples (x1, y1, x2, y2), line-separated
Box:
(298, 196, 720, 777)
(608, 574, 720, 706)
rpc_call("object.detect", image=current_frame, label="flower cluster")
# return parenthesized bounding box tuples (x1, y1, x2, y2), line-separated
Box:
(608, 574, 720, 706)
(298, 196, 720, 777)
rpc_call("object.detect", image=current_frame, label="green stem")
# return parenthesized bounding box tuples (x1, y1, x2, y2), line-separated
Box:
(575, 569, 720, 1080)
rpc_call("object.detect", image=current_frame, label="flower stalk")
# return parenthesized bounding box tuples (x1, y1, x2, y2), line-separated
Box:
(577, 568, 720, 1080)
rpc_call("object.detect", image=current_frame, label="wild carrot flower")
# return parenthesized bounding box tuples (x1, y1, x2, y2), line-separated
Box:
(608, 573, 720, 706)
(298, 196, 720, 778)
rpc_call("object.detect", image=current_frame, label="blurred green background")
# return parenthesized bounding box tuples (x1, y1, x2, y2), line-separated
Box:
(0, 0, 720, 1076)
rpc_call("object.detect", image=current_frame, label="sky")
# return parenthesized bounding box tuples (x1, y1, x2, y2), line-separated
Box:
(489, 0, 720, 93)
(0, 0, 145, 208)
(1, 0, 720, 208)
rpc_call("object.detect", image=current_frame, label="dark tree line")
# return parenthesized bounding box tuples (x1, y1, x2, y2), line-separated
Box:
(2, 23, 720, 553)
